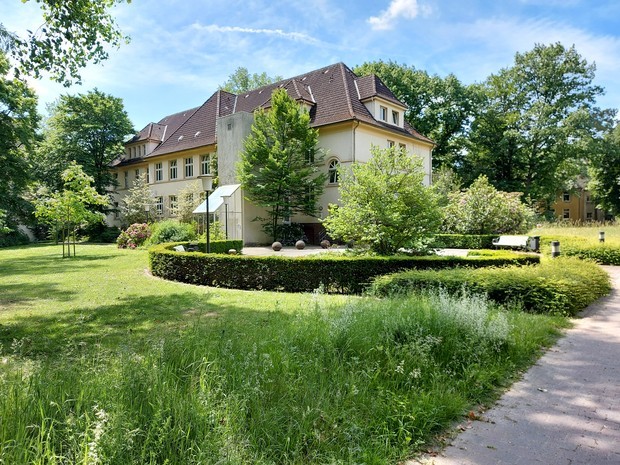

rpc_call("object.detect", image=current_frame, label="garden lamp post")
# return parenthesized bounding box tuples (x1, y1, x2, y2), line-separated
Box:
(144, 204, 150, 223)
(222, 194, 231, 239)
(199, 174, 213, 253)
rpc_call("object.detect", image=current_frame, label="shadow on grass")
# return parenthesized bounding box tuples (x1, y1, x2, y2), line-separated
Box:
(0, 282, 76, 309)
(0, 289, 290, 358)
(0, 252, 116, 277)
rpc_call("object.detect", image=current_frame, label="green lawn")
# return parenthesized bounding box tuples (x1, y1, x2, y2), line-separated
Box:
(530, 222, 620, 245)
(0, 244, 570, 464)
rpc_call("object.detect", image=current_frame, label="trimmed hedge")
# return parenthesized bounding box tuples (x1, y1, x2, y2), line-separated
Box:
(540, 235, 620, 265)
(369, 257, 611, 316)
(149, 244, 539, 294)
(431, 234, 497, 249)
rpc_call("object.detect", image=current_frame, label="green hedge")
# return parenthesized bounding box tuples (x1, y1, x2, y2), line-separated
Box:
(0, 230, 30, 248)
(369, 257, 611, 315)
(149, 245, 539, 294)
(540, 235, 620, 265)
(431, 234, 497, 249)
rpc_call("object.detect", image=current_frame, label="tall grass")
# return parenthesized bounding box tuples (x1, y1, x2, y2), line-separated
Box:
(0, 244, 567, 463)
(530, 221, 620, 244)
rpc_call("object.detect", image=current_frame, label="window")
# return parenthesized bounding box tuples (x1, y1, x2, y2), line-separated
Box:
(135, 169, 140, 180)
(328, 159, 340, 184)
(114, 202, 119, 219)
(156, 197, 164, 215)
(399, 143, 406, 150)
(563, 208, 570, 219)
(306, 149, 315, 164)
(155, 163, 163, 182)
(169, 160, 178, 180)
(132, 147, 136, 158)
(380, 106, 388, 121)
(146, 167, 150, 183)
(185, 157, 194, 177)
(124, 171, 129, 188)
(392, 110, 399, 125)
(388, 140, 395, 148)
(563, 192, 570, 202)
(169, 195, 178, 216)
(201, 154, 211, 175)
(587, 212, 593, 219)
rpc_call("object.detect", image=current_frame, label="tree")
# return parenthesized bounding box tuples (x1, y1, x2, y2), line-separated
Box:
(35, 163, 109, 257)
(238, 88, 326, 242)
(35, 89, 134, 194)
(0, 50, 39, 219)
(176, 181, 203, 224)
(442, 176, 535, 235)
(323, 146, 441, 255)
(465, 43, 613, 206)
(354, 60, 478, 168)
(120, 174, 156, 225)
(219, 67, 282, 93)
(588, 124, 620, 215)
(2, 0, 130, 86)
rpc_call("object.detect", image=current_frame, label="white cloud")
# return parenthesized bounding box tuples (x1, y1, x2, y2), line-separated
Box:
(368, 0, 430, 31)
(191, 23, 322, 46)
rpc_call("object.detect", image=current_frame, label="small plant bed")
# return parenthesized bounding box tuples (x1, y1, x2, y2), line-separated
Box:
(370, 257, 611, 316)
(149, 243, 540, 293)
(0, 244, 569, 464)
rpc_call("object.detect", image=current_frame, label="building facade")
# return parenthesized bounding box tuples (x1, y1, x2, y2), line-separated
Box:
(110, 63, 434, 244)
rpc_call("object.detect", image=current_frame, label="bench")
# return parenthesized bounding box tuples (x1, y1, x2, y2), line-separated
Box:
(173, 245, 186, 252)
(492, 235, 531, 250)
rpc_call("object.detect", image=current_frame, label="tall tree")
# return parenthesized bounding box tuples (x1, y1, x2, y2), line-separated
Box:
(465, 43, 611, 206)
(354, 60, 478, 168)
(323, 146, 441, 255)
(0, 50, 39, 217)
(219, 67, 282, 93)
(238, 88, 326, 242)
(35, 89, 134, 194)
(2, 0, 130, 86)
(120, 174, 156, 225)
(588, 124, 620, 215)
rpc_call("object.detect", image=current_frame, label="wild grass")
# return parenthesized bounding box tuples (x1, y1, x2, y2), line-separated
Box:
(0, 244, 568, 464)
(530, 221, 620, 244)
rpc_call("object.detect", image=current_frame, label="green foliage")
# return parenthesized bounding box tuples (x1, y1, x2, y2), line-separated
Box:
(443, 175, 535, 235)
(432, 166, 462, 207)
(0, 229, 30, 247)
(465, 43, 614, 205)
(324, 146, 441, 255)
(370, 257, 610, 316)
(539, 235, 620, 265)
(238, 88, 326, 242)
(588, 124, 620, 215)
(83, 223, 121, 243)
(0, 51, 39, 216)
(150, 245, 539, 294)
(219, 66, 282, 93)
(117, 223, 151, 249)
(175, 181, 203, 224)
(35, 89, 134, 194)
(430, 234, 497, 249)
(147, 220, 197, 245)
(9, 0, 131, 86)
(354, 60, 478, 168)
(120, 174, 156, 225)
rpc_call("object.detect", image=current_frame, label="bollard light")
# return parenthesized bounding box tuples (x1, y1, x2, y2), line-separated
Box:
(551, 240, 561, 258)
(599, 231, 605, 243)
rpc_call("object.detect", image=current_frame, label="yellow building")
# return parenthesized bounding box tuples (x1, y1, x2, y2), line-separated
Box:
(552, 188, 605, 222)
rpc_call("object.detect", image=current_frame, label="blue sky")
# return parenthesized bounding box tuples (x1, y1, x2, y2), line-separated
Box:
(4, 0, 620, 130)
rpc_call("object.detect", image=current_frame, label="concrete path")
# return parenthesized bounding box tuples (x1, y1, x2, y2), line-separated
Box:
(411, 266, 620, 465)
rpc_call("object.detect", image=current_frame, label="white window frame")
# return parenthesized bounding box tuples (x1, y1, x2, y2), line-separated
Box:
(169, 160, 178, 180)
(392, 110, 399, 125)
(563, 208, 570, 219)
(169, 195, 178, 216)
(155, 163, 163, 182)
(328, 159, 340, 184)
(201, 154, 210, 175)
(185, 157, 194, 178)
(563, 192, 570, 202)
(156, 196, 164, 215)
(380, 105, 388, 121)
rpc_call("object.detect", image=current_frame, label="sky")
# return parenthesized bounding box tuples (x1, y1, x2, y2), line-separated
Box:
(3, 0, 620, 131)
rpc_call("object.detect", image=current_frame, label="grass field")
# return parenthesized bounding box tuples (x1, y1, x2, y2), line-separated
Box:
(0, 244, 570, 464)
(530, 222, 620, 244)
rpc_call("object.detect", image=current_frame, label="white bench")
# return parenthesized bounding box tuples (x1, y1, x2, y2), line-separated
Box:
(173, 245, 186, 252)
(492, 235, 530, 249)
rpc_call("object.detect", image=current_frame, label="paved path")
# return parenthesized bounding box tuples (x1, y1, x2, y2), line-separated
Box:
(411, 266, 620, 465)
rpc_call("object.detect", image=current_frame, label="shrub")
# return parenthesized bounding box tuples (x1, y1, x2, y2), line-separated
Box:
(539, 235, 620, 265)
(0, 229, 30, 247)
(147, 220, 197, 245)
(83, 224, 121, 243)
(430, 234, 496, 249)
(149, 245, 539, 294)
(117, 223, 151, 249)
(369, 257, 610, 315)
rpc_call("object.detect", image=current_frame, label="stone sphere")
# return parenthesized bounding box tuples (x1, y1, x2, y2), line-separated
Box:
(228, 249, 237, 255)
(272, 241, 283, 251)
(295, 240, 306, 250)
(320, 239, 330, 249)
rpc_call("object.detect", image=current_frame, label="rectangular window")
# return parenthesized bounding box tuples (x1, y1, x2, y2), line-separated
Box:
(563, 208, 570, 219)
(388, 140, 395, 148)
(155, 163, 163, 182)
(114, 202, 119, 219)
(169, 195, 178, 216)
(563, 192, 570, 202)
(169, 160, 178, 180)
(399, 143, 406, 150)
(380, 106, 388, 121)
(587, 212, 593, 219)
(185, 157, 194, 178)
(135, 169, 140, 180)
(392, 110, 399, 125)
(156, 197, 164, 215)
(124, 171, 129, 188)
(201, 154, 210, 175)
(146, 167, 150, 183)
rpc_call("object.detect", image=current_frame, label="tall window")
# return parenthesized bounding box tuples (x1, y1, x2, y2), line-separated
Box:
(380, 106, 388, 121)
(124, 171, 129, 188)
(563, 192, 570, 202)
(328, 159, 340, 184)
(185, 157, 194, 177)
(388, 140, 395, 148)
(563, 208, 570, 219)
(169, 160, 178, 180)
(392, 110, 399, 125)
(201, 154, 211, 175)
(155, 163, 163, 181)
(169, 195, 178, 216)
(135, 169, 140, 180)
(156, 197, 164, 215)
(146, 167, 150, 183)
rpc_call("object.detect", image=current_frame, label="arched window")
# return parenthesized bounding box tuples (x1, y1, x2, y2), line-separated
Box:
(328, 159, 340, 184)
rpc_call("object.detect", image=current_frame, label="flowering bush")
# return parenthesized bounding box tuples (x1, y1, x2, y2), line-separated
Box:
(117, 223, 151, 249)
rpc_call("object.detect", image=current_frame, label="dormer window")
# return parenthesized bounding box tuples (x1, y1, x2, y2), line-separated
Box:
(392, 110, 399, 125)
(380, 106, 388, 122)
